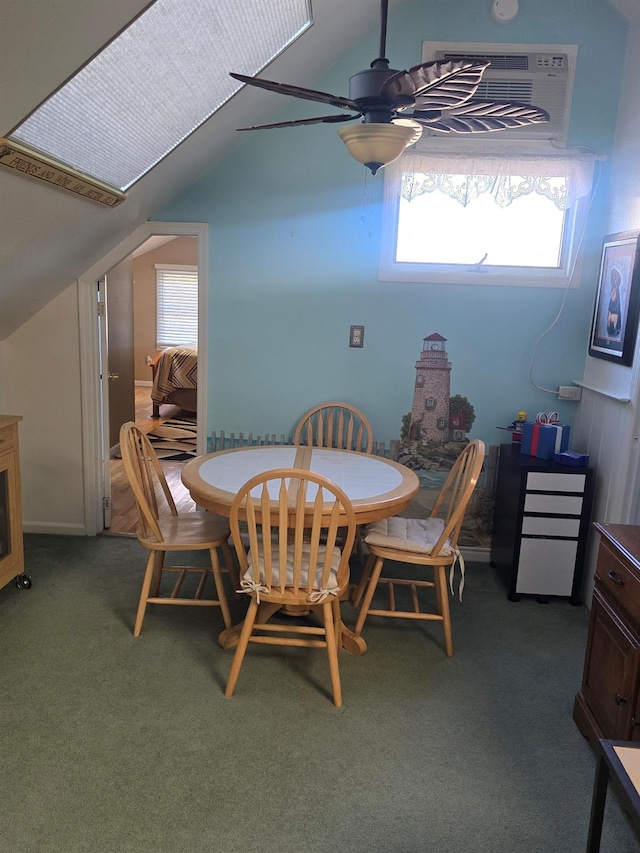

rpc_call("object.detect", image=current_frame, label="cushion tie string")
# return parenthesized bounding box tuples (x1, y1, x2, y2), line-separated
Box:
(307, 587, 339, 604)
(448, 548, 466, 601)
(237, 578, 270, 604)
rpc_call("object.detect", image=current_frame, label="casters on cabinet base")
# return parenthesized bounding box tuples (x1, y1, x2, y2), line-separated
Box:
(508, 592, 521, 602)
(15, 574, 32, 589)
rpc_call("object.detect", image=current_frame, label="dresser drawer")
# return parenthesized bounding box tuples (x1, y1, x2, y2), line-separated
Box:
(596, 543, 640, 624)
(521, 515, 581, 537)
(516, 538, 577, 596)
(526, 472, 586, 493)
(523, 493, 583, 515)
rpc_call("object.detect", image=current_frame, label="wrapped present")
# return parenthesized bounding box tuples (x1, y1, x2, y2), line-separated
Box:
(521, 422, 570, 459)
(554, 451, 589, 467)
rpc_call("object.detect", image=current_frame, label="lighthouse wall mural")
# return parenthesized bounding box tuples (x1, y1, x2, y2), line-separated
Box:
(399, 333, 491, 549)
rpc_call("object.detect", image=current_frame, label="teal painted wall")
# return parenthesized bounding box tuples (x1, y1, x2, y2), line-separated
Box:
(158, 0, 627, 450)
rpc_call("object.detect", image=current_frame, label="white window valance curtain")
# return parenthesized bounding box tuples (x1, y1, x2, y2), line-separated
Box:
(393, 147, 600, 211)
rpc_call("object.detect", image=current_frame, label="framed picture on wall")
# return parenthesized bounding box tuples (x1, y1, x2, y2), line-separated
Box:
(589, 230, 640, 366)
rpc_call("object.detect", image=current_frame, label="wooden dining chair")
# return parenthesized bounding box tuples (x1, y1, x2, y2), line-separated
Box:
(294, 402, 374, 454)
(351, 439, 485, 656)
(119, 421, 238, 637)
(295, 402, 373, 563)
(225, 467, 357, 707)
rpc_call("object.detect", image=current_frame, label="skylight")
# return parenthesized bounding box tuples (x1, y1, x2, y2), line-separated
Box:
(5, 0, 311, 198)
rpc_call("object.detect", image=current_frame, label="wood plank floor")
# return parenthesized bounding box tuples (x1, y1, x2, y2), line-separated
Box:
(108, 386, 196, 535)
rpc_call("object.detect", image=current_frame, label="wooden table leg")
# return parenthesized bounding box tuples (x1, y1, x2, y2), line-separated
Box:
(586, 753, 609, 853)
(339, 622, 367, 655)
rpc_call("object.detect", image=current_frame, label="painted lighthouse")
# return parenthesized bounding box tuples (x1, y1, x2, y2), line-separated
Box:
(410, 333, 453, 442)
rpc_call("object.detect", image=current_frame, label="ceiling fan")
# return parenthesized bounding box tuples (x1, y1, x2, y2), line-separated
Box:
(230, 0, 549, 174)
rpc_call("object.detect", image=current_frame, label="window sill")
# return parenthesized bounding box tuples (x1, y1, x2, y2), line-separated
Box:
(378, 265, 577, 288)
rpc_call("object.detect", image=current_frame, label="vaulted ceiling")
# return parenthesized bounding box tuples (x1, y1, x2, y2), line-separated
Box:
(0, 0, 629, 339)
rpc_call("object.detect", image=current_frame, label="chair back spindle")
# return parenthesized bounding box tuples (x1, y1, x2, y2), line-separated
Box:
(231, 468, 355, 598)
(294, 402, 373, 454)
(429, 439, 485, 557)
(120, 424, 178, 542)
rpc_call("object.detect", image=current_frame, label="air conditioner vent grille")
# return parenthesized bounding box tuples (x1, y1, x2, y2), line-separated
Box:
(442, 52, 529, 70)
(476, 80, 533, 102)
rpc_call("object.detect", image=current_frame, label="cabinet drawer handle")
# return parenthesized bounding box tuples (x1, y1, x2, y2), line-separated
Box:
(607, 570, 625, 585)
(615, 694, 628, 706)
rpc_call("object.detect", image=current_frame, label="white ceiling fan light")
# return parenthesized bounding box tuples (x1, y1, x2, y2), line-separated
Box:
(337, 123, 420, 174)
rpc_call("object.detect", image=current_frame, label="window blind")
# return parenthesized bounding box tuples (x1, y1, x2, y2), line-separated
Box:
(156, 265, 198, 348)
(8, 0, 312, 192)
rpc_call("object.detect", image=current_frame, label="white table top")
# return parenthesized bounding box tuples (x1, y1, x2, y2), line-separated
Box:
(197, 446, 402, 499)
(182, 445, 419, 524)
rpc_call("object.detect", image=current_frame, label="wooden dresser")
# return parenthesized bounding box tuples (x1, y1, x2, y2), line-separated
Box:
(574, 523, 640, 744)
(0, 415, 29, 593)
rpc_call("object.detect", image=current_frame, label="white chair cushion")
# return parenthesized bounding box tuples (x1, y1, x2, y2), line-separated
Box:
(365, 517, 451, 556)
(244, 543, 341, 592)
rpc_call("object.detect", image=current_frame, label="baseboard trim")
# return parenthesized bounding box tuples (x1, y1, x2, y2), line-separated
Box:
(23, 521, 88, 536)
(136, 380, 153, 387)
(461, 546, 490, 563)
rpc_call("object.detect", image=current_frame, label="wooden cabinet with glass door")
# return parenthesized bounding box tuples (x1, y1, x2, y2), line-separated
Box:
(0, 415, 30, 592)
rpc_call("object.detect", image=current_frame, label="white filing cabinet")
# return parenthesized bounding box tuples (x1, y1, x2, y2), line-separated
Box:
(490, 444, 594, 604)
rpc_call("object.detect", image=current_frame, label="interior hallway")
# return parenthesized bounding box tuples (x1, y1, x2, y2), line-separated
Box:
(108, 386, 195, 535)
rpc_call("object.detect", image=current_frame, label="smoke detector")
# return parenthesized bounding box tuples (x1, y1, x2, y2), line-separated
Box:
(492, 0, 519, 22)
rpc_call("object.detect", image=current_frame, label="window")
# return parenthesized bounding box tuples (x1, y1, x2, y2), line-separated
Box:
(3, 0, 311, 200)
(380, 142, 599, 287)
(156, 265, 198, 348)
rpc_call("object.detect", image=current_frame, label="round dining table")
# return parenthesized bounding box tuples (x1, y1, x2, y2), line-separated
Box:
(181, 444, 420, 654)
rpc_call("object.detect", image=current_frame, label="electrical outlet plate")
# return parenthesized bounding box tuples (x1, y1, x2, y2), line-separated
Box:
(558, 385, 581, 401)
(349, 325, 364, 348)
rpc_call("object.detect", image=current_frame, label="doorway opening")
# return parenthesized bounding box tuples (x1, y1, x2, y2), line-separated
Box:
(78, 221, 208, 537)
(106, 236, 199, 533)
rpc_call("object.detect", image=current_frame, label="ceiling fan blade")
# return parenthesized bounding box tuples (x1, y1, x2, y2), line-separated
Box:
(230, 72, 358, 112)
(410, 100, 550, 133)
(381, 61, 489, 110)
(236, 113, 360, 131)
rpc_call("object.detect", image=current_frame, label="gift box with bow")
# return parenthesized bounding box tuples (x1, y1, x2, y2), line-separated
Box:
(521, 421, 570, 460)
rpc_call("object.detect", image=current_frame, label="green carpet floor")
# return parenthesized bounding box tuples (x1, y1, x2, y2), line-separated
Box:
(0, 533, 637, 853)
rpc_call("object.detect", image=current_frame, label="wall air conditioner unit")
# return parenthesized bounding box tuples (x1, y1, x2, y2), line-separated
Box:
(421, 42, 577, 145)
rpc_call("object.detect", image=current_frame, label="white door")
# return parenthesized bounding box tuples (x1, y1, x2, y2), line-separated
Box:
(97, 278, 112, 528)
